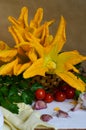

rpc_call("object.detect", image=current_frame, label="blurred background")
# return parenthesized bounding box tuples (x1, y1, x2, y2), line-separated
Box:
(0, 0, 86, 67)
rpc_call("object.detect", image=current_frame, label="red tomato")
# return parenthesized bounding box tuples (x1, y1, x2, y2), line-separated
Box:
(35, 88, 46, 100)
(55, 91, 66, 102)
(66, 87, 75, 99)
(60, 85, 69, 92)
(44, 93, 54, 103)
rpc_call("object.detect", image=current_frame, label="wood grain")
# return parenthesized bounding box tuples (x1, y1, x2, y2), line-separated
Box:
(35, 128, 55, 130)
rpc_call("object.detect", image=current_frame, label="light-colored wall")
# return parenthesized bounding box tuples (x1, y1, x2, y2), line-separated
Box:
(0, 0, 86, 67)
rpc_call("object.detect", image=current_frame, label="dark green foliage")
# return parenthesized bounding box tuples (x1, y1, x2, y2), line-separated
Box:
(0, 74, 43, 114)
(74, 63, 86, 99)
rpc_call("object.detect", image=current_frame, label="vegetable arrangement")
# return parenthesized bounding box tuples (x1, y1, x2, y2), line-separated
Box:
(0, 72, 84, 114)
(0, 7, 86, 91)
(0, 7, 86, 113)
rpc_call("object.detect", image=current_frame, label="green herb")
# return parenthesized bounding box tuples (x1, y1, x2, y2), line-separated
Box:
(74, 63, 86, 83)
(0, 74, 43, 114)
(74, 90, 81, 100)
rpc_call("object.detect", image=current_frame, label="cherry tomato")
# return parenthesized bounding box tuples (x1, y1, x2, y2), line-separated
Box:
(55, 91, 66, 102)
(66, 87, 75, 99)
(52, 87, 59, 96)
(44, 93, 54, 103)
(60, 85, 69, 92)
(35, 88, 46, 100)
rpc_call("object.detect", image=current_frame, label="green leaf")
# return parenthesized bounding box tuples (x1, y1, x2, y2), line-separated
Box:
(0, 92, 4, 103)
(1, 100, 19, 114)
(74, 90, 81, 100)
(19, 80, 29, 89)
(8, 94, 22, 103)
(8, 103, 19, 114)
(30, 82, 43, 92)
(79, 75, 86, 83)
(75, 73, 86, 83)
(21, 91, 30, 104)
(0, 85, 8, 96)
(8, 86, 18, 97)
(74, 63, 81, 69)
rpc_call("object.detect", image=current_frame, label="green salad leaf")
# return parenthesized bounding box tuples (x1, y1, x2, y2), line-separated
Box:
(0, 74, 43, 114)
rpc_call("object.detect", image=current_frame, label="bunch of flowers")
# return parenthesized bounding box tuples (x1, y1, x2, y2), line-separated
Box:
(0, 7, 86, 92)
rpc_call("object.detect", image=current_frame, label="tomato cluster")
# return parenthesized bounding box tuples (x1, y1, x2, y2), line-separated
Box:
(35, 85, 75, 103)
(55, 85, 75, 102)
(35, 88, 54, 103)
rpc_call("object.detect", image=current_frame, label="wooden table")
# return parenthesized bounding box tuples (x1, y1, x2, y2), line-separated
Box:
(35, 128, 86, 130)
(35, 128, 54, 130)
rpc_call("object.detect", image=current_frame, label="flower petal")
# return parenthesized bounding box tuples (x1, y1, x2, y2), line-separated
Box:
(23, 58, 48, 78)
(0, 41, 10, 50)
(52, 16, 66, 53)
(57, 71, 86, 92)
(18, 6, 29, 27)
(0, 49, 17, 62)
(26, 48, 37, 62)
(0, 59, 18, 75)
(25, 32, 44, 57)
(30, 8, 43, 28)
(8, 26, 20, 44)
(56, 50, 86, 72)
(16, 62, 31, 75)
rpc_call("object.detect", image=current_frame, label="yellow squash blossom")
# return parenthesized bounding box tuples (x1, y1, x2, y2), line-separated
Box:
(8, 7, 54, 46)
(0, 7, 86, 92)
(0, 58, 18, 75)
(23, 16, 86, 92)
(0, 49, 17, 62)
(0, 41, 10, 50)
(0, 41, 17, 62)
